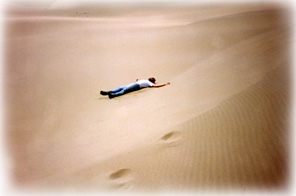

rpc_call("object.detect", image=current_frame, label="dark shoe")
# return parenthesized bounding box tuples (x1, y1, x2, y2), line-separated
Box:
(108, 93, 115, 99)
(100, 91, 108, 95)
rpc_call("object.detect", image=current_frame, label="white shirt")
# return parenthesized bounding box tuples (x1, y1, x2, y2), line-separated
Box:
(136, 80, 154, 88)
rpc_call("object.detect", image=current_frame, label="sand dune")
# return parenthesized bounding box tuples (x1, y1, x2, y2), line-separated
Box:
(4, 3, 291, 193)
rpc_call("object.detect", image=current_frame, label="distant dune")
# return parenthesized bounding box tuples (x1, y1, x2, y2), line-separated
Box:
(4, 2, 291, 193)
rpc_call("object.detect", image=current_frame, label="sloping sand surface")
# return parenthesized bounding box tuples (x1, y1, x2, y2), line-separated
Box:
(4, 3, 291, 192)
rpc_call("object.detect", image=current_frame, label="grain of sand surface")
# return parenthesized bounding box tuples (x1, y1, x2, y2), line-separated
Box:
(4, 2, 292, 193)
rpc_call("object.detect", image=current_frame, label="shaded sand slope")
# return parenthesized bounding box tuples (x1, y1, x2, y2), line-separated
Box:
(64, 64, 289, 191)
(5, 5, 290, 191)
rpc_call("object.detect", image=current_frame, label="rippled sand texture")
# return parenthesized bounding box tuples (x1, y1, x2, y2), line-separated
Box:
(5, 3, 291, 192)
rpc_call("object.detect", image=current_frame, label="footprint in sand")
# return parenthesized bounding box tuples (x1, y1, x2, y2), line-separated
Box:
(109, 168, 134, 190)
(159, 131, 182, 147)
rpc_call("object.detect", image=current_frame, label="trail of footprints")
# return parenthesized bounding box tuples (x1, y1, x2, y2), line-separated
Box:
(108, 131, 182, 190)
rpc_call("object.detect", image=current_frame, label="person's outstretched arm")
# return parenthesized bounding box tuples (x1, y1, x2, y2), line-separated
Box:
(152, 82, 170, 88)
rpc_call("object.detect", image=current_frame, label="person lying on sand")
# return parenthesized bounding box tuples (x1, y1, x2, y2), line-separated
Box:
(100, 77, 170, 99)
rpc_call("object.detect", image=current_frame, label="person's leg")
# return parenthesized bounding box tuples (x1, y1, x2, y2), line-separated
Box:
(109, 86, 126, 94)
(109, 88, 126, 97)
(101, 86, 125, 96)
(109, 83, 140, 98)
